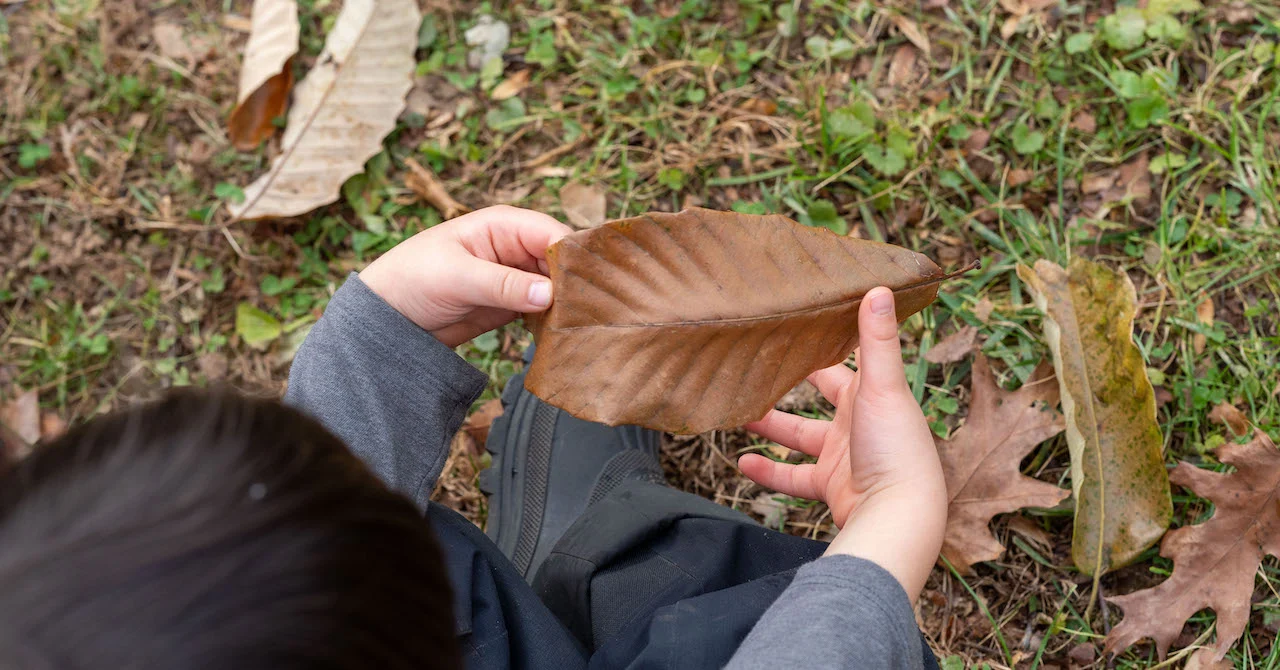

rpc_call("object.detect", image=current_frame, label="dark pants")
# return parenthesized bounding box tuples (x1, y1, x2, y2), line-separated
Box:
(431, 481, 938, 669)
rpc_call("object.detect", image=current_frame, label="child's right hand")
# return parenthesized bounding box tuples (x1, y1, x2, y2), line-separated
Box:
(740, 287, 947, 603)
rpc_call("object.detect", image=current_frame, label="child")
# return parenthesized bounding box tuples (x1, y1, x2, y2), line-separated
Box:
(0, 206, 945, 669)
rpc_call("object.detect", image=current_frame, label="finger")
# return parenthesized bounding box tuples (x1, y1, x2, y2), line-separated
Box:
(744, 409, 827, 457)
(453, 205, 573, 265)
(460, 257, 556, 313)
(738, 455, 821, 501)
(806, 363, 856, 404)
(857, 287, 910, 398)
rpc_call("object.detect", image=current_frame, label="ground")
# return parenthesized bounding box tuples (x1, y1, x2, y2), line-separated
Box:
(2, 0, 1279, 667)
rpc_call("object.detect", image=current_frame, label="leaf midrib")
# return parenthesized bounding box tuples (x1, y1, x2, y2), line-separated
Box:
(546, 263, 969, 332)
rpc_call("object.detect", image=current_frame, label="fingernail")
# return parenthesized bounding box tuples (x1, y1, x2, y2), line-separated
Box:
(528, 281, 552, 307)
(870, 290, 894, 315)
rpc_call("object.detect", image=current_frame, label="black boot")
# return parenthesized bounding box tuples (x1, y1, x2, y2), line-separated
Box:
(479, 347, 665, 581)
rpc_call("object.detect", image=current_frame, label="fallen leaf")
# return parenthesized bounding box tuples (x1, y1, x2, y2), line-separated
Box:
(1070, 111, 1097, 134)
(404, 157, 471, 220)
(227, 0, 299, 151)
(0, 389, 39, 460)
(935, 356, 1068, 573)
(735, 98, 778, 116)
(559, 182, 607, 229)
(525, 209, 970, 433)
(750, 492, 789, 528)
(925, 325, 978, 364)
(1081, 171, 1118, 195)
(1000, 13, 1026, 40)
(1194, 294, 1214, 355)
(1007, 168, 1034, 187)
(973, 297, 995, 323)
(965, 129, 991, 154)
(462, 398, 504, 446)
(1068, 643, 1097, 666)
(1208, 402, 1250, 437)
(889, 14, 932, 57)
(1185, 648, 1235, 670)
(1105, 430, 1280, 662)
(1019, 258, 1172, 575)
(1006, 514, 1053, 552)
(491, 68, 532, 101)
(230, 0, 419, 219)
(1115, 151, 1151, 202)
(887, 44, 918, 87)
(152, 22, 194, 62)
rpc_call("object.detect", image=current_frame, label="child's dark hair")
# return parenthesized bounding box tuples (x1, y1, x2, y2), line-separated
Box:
(0, 390, 461, 669)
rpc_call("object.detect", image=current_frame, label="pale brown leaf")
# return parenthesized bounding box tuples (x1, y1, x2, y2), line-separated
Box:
(888, 14, 932, 57)
(491, 68, 533, 101)
(1006, 168, 1034, 187)
(152, 22, 194, 62)
(925, 325, 978, 364)
(887, 44, 918, 87)
(1194, 294, 1215, 355)
(973, 297, 995, 324)
(404, 158, 471, 220)
(231, 0, 419, 220)
(1070, 111, 1097, 133)
(526, 209, 967, 433)
(1105, 431, 1280, 661)
(1019, 258, 1172, 575)
(1208, 402, 1250, 437)
(227, 0, 299, 151)
(936, 356, 1067, 573)
(559, 182, 607, 229)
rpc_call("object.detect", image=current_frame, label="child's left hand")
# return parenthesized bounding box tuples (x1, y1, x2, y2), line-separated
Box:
(360, 206, 572, 347)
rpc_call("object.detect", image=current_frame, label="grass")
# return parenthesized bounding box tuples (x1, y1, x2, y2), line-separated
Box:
(3, 0, 1280, 667)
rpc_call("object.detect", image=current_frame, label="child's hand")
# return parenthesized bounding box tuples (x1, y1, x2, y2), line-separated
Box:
(360, 206, 572, 347)
(740, 287, 946, 602)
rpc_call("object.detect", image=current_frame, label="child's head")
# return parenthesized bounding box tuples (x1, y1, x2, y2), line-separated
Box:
(0, 390, 460, 669)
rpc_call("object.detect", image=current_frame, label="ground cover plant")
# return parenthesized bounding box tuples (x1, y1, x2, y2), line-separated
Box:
(3, 0, 1279, 667)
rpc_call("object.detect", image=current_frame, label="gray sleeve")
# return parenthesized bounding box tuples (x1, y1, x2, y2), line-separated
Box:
(726, 555, 926, 670)
(284, 273, 487, 510)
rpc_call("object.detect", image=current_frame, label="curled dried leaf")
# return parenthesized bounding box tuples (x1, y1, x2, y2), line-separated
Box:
(227, 0, 299, 150)
(231, 0, 420, 220)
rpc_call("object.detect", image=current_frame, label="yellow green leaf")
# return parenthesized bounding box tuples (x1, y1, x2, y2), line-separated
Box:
(1018, 258, 1172, 576)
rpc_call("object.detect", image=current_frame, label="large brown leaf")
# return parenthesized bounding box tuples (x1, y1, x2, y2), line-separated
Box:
(936, 355, 1068, 573)
(227, 0, 298, 150)
(1018, 258, 1172, 575)
(230, 0, 419, 220)
(525, 208, 962, 434)
(1104, 431, 1280, 662)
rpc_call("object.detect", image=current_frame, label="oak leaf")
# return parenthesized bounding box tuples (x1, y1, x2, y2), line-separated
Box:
(1019, 258, 1172, 575)
(936, 355, 1068, 573)
(1104, 430, 1280, 662)
(227, 0, 299, 150)
(231, 0, 419, 220)
(525, 208, 966, 434)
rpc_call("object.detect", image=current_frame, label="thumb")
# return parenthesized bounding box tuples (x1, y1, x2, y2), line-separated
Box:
(463, 258, 555, 313)
(856, 287, 909, 398)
